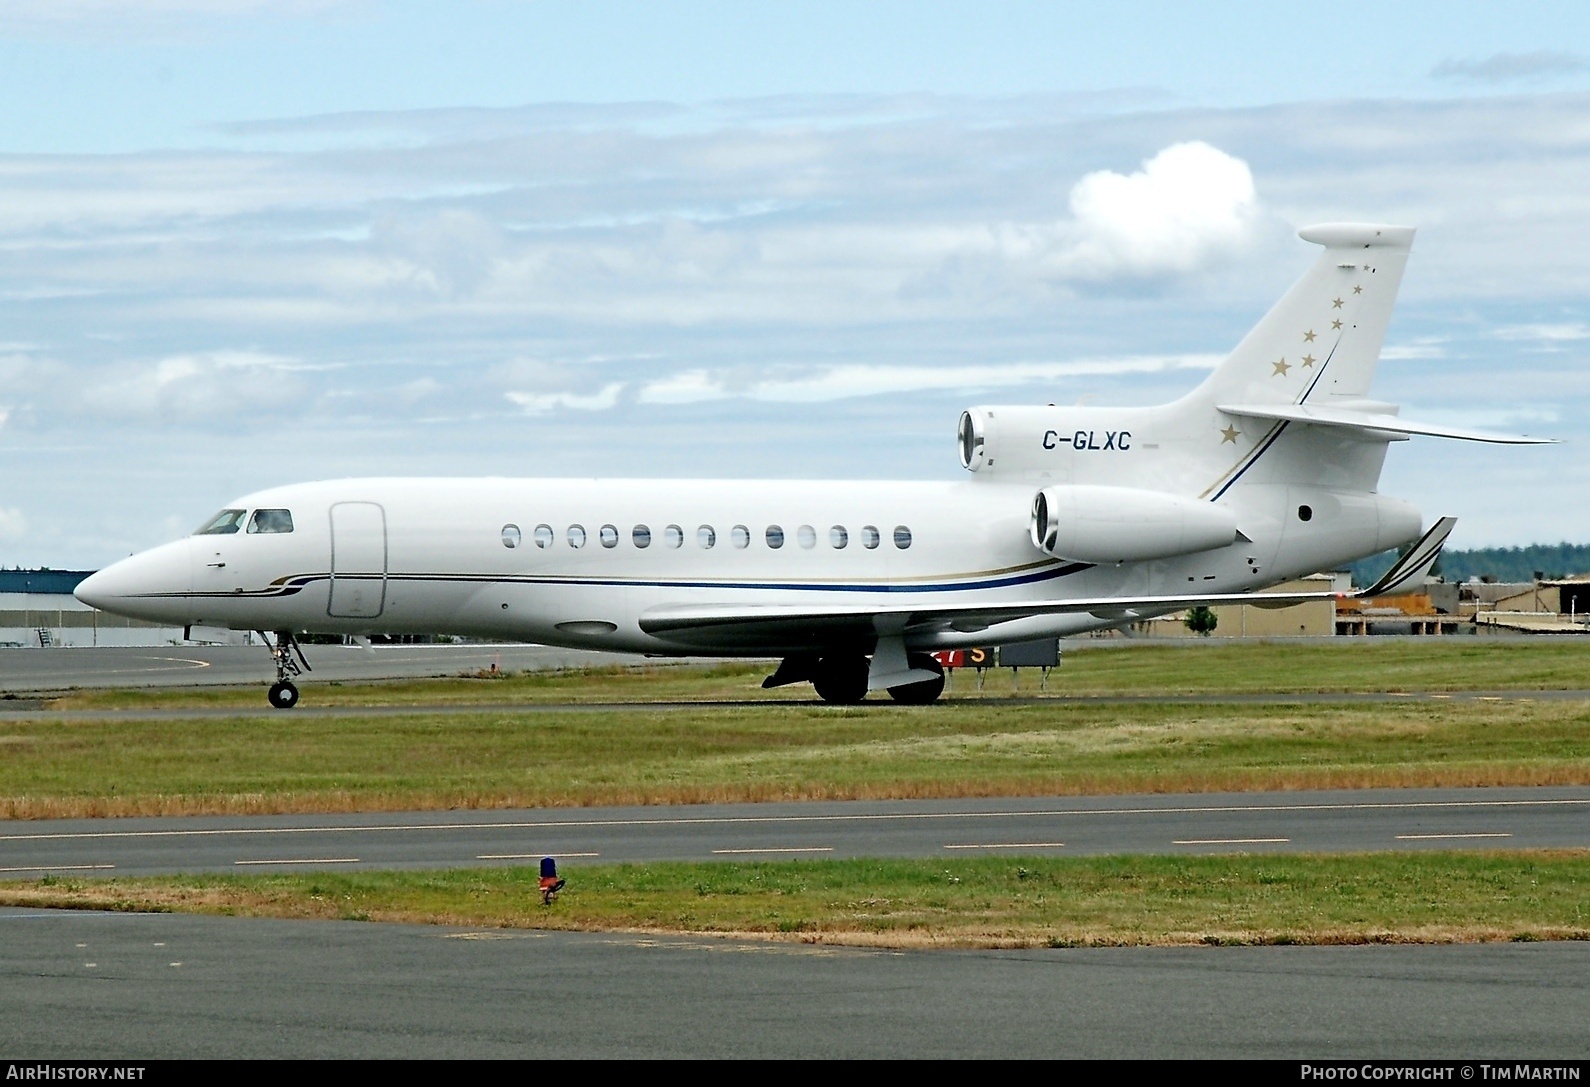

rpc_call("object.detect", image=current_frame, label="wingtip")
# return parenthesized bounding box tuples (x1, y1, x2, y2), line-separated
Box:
(1359, 516, 1457, 598)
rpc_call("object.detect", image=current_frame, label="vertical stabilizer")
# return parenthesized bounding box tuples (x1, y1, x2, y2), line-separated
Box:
(1189, 223, 1415, 411)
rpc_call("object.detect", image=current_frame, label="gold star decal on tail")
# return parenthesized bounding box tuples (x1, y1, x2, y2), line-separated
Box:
(1272, 358, 1291, 376)
(1332, 297, 1344, 308)
(1220, 425, 1240, 444)
(1303, 330, 1316, 342)
(1352, 285, 1362, 294)
(1302, 353, 1316, 367)
(1332, 319, 1343, 329)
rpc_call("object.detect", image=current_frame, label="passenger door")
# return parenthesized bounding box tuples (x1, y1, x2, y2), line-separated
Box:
(328, 502, 388, 619)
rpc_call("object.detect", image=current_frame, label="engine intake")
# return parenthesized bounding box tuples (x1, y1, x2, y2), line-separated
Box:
(1030, 485, 1239, 563)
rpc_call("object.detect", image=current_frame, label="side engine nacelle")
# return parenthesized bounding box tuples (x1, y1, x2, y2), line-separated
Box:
(957, 403, 1163, 485)
(1030, 484, 1239, 563)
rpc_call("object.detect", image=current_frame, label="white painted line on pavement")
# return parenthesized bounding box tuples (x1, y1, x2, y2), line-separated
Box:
(477, 852, 600, 860)
(233, 857, 360, 865)
(0, 864, 115, 873)
(943, 843, 1065, 850)
(711, 847, 834, 855)
(1394, 833, 1513, 840)
(1173, 838, 1289, 845)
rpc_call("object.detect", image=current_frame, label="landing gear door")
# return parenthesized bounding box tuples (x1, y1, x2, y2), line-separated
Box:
(328, 501, 387, 619)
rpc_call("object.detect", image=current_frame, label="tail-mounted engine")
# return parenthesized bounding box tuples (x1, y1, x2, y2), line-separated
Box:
(1029, 484, 1239, 563)
(957, 405, 1152, 479)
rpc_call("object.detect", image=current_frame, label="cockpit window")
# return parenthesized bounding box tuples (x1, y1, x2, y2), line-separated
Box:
(247, 509, 295, 535)
(195, 509, 246, 535)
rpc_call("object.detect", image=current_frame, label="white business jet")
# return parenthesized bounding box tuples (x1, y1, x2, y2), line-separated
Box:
(76, 223, 1549, 708)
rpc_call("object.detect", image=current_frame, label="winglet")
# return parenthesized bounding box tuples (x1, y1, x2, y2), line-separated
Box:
(1357, 517, 1457, 597)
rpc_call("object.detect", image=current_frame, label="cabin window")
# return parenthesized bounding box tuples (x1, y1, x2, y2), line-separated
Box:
(633, 525, 652, 548)
(195, 509, 246, 535)
(731, 524, 750, 549)
(765, 525, 785, 549)
(500, 523, 521, 548)
(567, 524, 587, 548)
(599, 524, 619, 548)
(861, 525, 881, 549)
(664, 524, 684, 548)
(1297, 505, 1314, 522)
(534, 524, 554, 548)
(698, 525, 716, 549)
(248, 509, 294, 535)
(893, 525, 913, 549)
(830, 525, 848, 549)
(797, 524, 817, 549)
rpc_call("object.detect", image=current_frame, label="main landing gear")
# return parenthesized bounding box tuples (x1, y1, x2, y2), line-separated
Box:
(762, 651, 946, 705)
(812, 655, 868, 705)
(886, 654, 946, 705)
(259, 630, 312, 709)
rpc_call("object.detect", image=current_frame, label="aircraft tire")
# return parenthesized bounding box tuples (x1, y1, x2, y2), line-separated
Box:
(268, 681, 300, 710)
(812, 655, 868, 704)
(887, 654, 946, 704)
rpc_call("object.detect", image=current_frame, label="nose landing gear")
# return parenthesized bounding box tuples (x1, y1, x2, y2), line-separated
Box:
(260, 630, 311, 709)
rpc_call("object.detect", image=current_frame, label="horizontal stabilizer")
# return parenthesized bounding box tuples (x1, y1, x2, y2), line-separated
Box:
(1360, 516, 1457, 597)
(1217, 403, 1554, 445)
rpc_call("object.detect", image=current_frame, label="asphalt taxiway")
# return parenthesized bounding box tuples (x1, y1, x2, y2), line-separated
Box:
(3, 787, 1585, 877)
(3, 908, 1585, 1058)
(0, 643, 669, 694)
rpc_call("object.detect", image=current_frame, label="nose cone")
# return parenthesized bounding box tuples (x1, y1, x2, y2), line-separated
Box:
(76, 539, 195, 624)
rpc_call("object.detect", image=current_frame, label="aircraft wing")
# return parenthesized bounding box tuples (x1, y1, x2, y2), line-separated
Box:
(638, 517, 1458, 650)
(638, 588, 1335, 646)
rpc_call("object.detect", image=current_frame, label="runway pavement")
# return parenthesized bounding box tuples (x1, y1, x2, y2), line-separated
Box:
(2, 908, 1585, 1057)
(3, 787, 1585, 877)
(8, 643, 1586, 709)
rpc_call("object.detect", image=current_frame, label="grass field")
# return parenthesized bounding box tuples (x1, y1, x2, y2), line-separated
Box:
(6, 642, 1589, 946)
(3, 641, 1588, 818)
(1, 698, 1584, 821)
(5, 851, 1586, 948)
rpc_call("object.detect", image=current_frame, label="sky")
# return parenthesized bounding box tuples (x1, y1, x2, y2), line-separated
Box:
(2, 2, 1589, 567)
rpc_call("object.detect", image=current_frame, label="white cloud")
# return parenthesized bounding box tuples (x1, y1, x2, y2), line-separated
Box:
(1492, 323, 1590, 343)
(637, 369, 728, 405)
(395, 377, 443, 403)
(1432, 52, 1587, 83)
(1049, 142, 1259, 280)
(0, 507, 28, 541)
(1381, 339, 1448, 360)
(4, 93, 1590, 562)
(505, 383, 626, 415)
(744, 354, 1221, 403)
(79, 350, 309, 421)
(0, 1, 350, 31)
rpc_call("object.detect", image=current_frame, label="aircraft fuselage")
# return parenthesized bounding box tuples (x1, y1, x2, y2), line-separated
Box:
(75, 475, 1414, 654)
